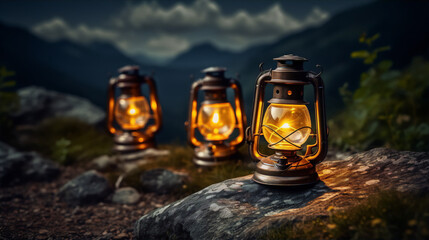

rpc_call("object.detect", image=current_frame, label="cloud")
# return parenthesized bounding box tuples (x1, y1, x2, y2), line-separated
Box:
(114, 0, 220, 31)
(32, 1, 330, 59)
(116, 0, 329, 38)
(32, 17, 118, 44)
(145, 35, 191, 57)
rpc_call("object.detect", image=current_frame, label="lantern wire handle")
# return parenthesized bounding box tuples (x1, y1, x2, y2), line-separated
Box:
(259, 62, 265, 72)
(262, 125, 313, 149)
(315, 64, 323, 78)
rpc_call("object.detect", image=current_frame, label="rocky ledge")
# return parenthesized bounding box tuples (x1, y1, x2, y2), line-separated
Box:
(13, 86, 105, 125)
(134, 148, 429, 240)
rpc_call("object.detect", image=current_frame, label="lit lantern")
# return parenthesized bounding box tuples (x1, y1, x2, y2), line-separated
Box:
(107, 66, 162, 152)
(247, 54, 328, 186)
(186, 67, 246, 166)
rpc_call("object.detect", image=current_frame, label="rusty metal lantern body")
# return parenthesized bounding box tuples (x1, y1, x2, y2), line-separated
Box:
(186, 67, 247, 166)
(107, 66, 162, 152)
(247, 54, 328, 186)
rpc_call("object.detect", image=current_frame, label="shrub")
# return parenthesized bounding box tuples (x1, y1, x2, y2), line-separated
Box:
(330, 34, 429, 151)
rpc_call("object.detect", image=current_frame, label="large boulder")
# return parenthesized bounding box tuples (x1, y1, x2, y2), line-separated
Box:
(134, 148, 429, 240)
(58, 170, 112, 206)
(0, 142, 60, 187)
(13, 86, 105, 125)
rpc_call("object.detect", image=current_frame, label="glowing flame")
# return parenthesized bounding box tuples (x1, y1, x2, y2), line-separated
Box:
(128, 107, 137, 115)
(212, 112, 219, 124)
(281, 123, 290, 129)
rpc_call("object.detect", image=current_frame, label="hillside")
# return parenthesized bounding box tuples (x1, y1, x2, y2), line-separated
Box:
(0, 22, 193, 143)
(237, 0, 429, 117)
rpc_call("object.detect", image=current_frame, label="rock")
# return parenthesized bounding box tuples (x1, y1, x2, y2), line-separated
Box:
(118, 148, 170, 162)
(58, 170, 112, 206)
(140, 168, 183, 194)
(13, 86, 105, 125)
(0, 142, 60, 187)
(134, 148, 429, 240)
(0, 141, 15, 158)
(91, 155, 117, 171)
(112, 187, 140, 205)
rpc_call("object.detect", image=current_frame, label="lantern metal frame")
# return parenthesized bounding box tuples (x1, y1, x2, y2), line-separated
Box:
(186, 67, 247, 167)
(246, 54, 328, 186)
(107, 66, 162, 152)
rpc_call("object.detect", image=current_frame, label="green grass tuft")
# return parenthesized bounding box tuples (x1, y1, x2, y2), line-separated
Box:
(21, 117, 113, 165)
(264, 191, 429, 240)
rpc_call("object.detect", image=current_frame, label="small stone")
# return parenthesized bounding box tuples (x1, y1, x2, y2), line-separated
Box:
(140, 168, 183, 194)
(0, 148, 60, 187)
(39, 229, 49, 234)
(58, 170, 112, 206)
(91, 155, 117, 171)
(112, 187, 140, 205)
(114, 232, 128, 239)
(365, 179, 380, 186)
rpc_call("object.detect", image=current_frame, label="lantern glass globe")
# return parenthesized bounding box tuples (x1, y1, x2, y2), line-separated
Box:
(262, 103, 311, 150)
(114, 96, 150, 130)
(197, 102, 236, 141)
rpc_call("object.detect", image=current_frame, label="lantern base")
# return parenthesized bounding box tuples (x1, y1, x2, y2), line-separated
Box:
(252, 156, 319, 186)
(113, 131, 155, 153)
(193, 143, 238, 167)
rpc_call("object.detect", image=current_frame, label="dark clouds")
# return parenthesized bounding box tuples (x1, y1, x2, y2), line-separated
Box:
(30, 0, 329, 59)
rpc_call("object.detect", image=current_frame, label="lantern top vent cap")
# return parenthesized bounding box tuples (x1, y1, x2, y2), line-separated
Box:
(202, 67, 226, 74)
(118, 65, 140, 75)
(273, 54, 308, 62)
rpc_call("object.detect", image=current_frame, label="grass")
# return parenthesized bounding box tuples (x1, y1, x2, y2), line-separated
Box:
(19, 117, 113, 165)
(264, 191, 429, 240)
(122, 144, 254, 197)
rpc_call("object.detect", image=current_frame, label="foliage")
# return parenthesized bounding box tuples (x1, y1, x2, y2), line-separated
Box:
(0, 66, 19, 139)
(122, 145, 254, 197)
(264, 191, 429, 240)
(23, 117, 113, 165)
(330, 34, 429, 151)
(351, 33, 390, 64)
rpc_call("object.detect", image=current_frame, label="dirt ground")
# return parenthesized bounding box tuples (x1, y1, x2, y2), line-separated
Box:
(0, 166, 178, 240)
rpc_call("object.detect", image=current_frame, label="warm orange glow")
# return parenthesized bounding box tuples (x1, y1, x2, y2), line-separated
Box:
(197, 102, 235, 141)
(262, 104, 311, 150)
(115, 96, 150, 130)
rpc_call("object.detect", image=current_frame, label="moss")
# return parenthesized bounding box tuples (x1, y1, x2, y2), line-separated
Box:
(264, 191, 429, 240)
(20, 117, 113, 165)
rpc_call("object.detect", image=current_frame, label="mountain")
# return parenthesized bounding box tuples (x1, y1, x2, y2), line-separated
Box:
(237, 0, 429, 117)
(132, 53, 170, 66)
(168, 43, 238, 70)
(0, 22, 193, 143)
(0, 23, 141, 107)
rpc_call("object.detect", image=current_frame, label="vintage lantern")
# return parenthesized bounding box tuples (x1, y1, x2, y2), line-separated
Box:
(246, 54, 328, 186)
(107, 66, 162, 152)
(186, 67, 247, 166)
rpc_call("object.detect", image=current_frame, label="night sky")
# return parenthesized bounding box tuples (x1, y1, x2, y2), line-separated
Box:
(0, 0, 373, 60)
